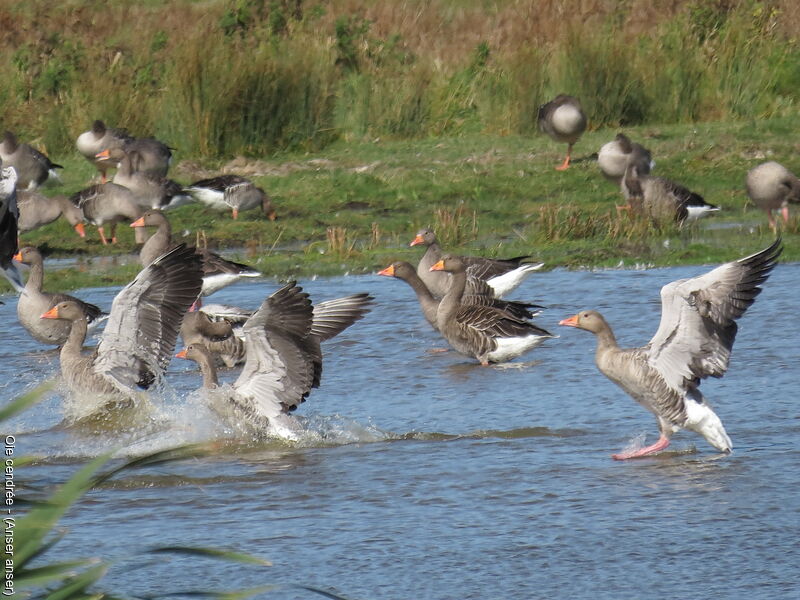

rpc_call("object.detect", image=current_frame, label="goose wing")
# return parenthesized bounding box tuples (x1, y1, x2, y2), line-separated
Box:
(646, 239, 781, 393)
(0, 167, 23, 292)
(311, 293, 374, 342)
(93, 244, 203, 391)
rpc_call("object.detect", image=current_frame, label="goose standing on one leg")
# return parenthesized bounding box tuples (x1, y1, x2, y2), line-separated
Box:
(537, 95, 587, 171)
(558, 239, 781, 459)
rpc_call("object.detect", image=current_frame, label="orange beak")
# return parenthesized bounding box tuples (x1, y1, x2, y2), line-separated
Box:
(409, 234, 425, 247)
(429, 259, 445, 272)
(74, 223, 86, 238)
(558, 314, 580, 327)
(95, 149, 111, 160)
(130, 216, 145, 228)
(41, 306, 60, 320)
(377, 264, 395, 277)
(12, 251, 22, 262)
(175, 349, 188, 359)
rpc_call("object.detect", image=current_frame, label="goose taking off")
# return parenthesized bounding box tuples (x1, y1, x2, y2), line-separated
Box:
(40, 244, 203, 419)
(558, 239, 782, 459)
(745, 161, 800, 230)
(598, 133, 654, 184)
(410, 228, 543, 299)
(0, 131, 63, 190)
(537, 95, 587, 171)
(429, 255, 553, 365)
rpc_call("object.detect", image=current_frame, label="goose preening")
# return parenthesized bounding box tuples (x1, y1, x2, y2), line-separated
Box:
(0, 131, 63, 190)
(537, 95, 587, 171)
(177, 282, 371, 438)
(108, 150, 190, 210)
(95, 136, 173, 179)
(558, 239, 782, 459)
(70, 183, 143, 245)
(410, 228, 543, 299)
(622, 164, 719, 224)
(377, 261, 543, 332)
(184, 175, 277, 220)
(429, 255, 554, 365)
(598, 133, 654, 184)
(745, 161, 800, 229)
(14, 246, 105, 346)
(130, 209, 261, 297)
(0, 166, 24, 292)
(181, 290, 374, 368)
(16, 191, 85, 238)
(40, 244, 203, 419)
(75, 120, 133, 182)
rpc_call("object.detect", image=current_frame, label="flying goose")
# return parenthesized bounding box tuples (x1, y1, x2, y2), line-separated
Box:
(17, 191, 85, 237)
(177, 282, 367, 438)
(598, 133, 654, 184)
(410, 228, 543, 298)
(75, 120, 133, 182)
(377, 261, 543, 332)
(14, 246, 105, 346)
(0, 166, 24, 292)
(537, 94, 587, 171)
(130, 209, 261, 298)
(181, 290, 374, 368)
(429, 255, 554, 365)
(0, 131, 63, 190)
(70, 182, 142, 245)
(40, 244, 203, 417)
(622, 164, 719, 223)
(745, 161, 800, 230)
(184, 175, 277, 220)
(558, 239, 782, 459)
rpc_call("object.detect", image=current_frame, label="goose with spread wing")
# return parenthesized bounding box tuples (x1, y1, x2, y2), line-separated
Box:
(430, 255, 553, 365)
(558, 239, 782, 459)
(40, 244, 203, 419)
(177, 282, 365, 438)
(410, 228, 543, 298)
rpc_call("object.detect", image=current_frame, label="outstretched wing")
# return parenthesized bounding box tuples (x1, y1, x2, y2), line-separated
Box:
(311, 293, 374, 342)
(94, 244, 203, 391)
(646, 239, 781, 393)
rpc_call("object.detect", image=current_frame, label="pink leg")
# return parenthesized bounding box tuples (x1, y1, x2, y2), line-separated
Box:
(97, 226, 109, 245)
(555, 144, 573, 171)
(612, 434, 670, 460)
(781, 206, 790, 223)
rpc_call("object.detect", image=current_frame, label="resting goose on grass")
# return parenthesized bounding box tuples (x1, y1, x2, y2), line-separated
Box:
(558, 239, 781, 460)
(622, 164, 719, 224)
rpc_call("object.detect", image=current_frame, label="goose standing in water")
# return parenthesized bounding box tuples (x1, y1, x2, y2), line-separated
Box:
(40, 244, 203, 420)
(181, 289, 373, 368)
(75, 120, 133, 182)
(377, 261, 542, 332)
(558, 239, 781, 459)
(410, 228, 543, 298)
(184, 175, 277, 220)
(177, 282, 368, 438)
(622, 164, 719, 224)
(537, 94, 587, 171)
(0, 131, 63, 190)
(16, 191, 86, 238)
(0, 166, 24, 292)
(598, 133, 654, 184)
(14, 246, 105, 346)
(429, 255, 553, 365)
(745, 161, 800, 230)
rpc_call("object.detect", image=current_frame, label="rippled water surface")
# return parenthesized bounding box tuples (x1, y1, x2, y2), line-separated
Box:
(4, 260, 800, 599)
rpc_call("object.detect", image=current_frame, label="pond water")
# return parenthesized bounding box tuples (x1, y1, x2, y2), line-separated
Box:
(3, 257, 799, 599)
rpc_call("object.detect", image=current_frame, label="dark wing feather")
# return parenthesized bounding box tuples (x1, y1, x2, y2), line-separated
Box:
(311, 293, 374, 342)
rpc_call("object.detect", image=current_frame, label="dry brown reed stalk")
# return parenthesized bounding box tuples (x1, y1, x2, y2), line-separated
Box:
(326, 226, 357, 258)
(433, 204, 478, 246)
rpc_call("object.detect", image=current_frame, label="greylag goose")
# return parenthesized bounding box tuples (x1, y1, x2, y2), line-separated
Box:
(558, 239, 782, 460)
(130, 209, 261, 297)
(75, 120, 133, 182)
(181, 289, 374, 368)
(107, 150, 190, 210)
(0, 131, 63, 190)
(14, 246, 105, 346)
(598, 133, 654, 184)
(177, 282, 362, 438)
(184, 175, 277, 220)
(70, 183, 142, 245)
(96, 136, 173, 179)
(0, 166, 24, 292)
(537, 95, 587, 171)
(745, 161, 800, 229)
(410, 228, 543, 298)
(40, 244, 203, 417)
(17, 191, 85, 238)
(429, 255, 554, 365)
(377, 261, 542, 331)
(622, 164, 719, 224)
